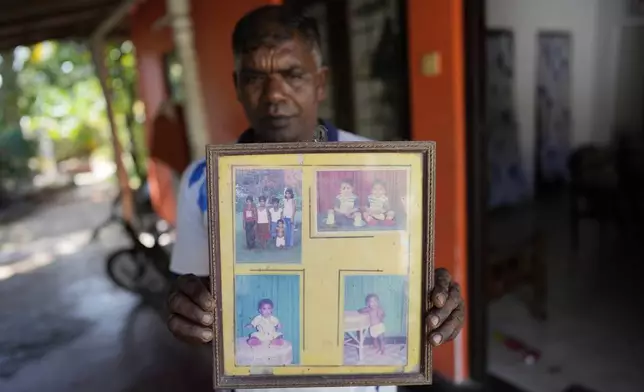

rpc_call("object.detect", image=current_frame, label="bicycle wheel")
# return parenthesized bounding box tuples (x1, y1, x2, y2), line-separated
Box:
(106, 248, 147, 293)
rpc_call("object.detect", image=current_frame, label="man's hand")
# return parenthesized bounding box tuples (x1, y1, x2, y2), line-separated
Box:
(427, 268, 465, 346)
(167, 274, 215, 344)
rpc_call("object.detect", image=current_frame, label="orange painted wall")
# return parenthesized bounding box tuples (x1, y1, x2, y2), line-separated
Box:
(407, 0, 469, 382)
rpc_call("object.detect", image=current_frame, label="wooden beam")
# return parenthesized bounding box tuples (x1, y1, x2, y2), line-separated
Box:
(0, 0, 119, 25)
(92, 43, 136, 224)
(0, 8, 111, 38)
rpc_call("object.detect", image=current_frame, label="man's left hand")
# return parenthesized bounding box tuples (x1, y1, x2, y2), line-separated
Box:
(427, 268, 465, 346)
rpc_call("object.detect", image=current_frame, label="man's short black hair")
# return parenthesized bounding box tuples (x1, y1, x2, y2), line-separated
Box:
(232, 5, 322, 58)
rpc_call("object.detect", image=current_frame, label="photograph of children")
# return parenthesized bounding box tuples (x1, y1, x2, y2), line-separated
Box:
(316, 169, 408, 233)
(234, 274, 301, 366)
(235, 169, 302, 263)
(343, 275, 408, 366)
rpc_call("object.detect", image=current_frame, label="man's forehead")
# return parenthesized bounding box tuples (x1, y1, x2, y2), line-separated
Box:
(240, 37, 313, 68)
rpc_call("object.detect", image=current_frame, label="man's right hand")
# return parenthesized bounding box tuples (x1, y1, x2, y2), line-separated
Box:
(167, 274, 215, 344)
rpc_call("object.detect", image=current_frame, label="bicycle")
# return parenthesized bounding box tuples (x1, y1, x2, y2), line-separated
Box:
(92, 183, 175, 297)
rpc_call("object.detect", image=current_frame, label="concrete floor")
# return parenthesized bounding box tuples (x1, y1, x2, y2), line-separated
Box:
(0, 184, 212, 392)
(487, 191, 644, 392)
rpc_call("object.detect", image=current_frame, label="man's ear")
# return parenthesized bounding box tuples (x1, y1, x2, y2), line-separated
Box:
(316, 66, 329, 101)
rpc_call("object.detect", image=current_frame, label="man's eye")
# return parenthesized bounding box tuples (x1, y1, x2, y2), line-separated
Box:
(287, 73, 304, 80)
(244, 74, 264, 84)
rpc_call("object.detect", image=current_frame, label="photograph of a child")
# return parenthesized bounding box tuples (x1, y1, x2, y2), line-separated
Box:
(235, 169, 301, 263)
(343, 275, 408, 366)
(235, 274, 301, 366)
(246, 298, 284, 346)
(316, 170, 408, 232)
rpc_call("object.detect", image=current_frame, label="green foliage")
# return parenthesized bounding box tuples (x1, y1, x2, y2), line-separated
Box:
(0, 39, 146, 182)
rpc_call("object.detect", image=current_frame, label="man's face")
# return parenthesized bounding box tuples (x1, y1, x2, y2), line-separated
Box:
(234, 36, 327, 142)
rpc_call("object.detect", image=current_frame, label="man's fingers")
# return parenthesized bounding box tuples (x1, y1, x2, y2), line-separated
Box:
(429, 303, 465, 346)
(167, 313, 214, 344)
(177, 274, 214, 311)
(431, 268, 452, 308)
(168, 291, 214, 326)
(427, 283, 461, 329)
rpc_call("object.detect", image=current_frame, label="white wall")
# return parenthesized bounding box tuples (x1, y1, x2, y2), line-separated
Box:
(487, 0, 600, 192)
(594, 0, 644, 138)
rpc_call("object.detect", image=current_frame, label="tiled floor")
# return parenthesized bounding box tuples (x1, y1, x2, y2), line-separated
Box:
(344, 342, 408, 365)
(487, 191, 644, 392)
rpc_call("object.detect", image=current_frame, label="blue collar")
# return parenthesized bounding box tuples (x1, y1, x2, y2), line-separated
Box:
(237, 119, 339, 143)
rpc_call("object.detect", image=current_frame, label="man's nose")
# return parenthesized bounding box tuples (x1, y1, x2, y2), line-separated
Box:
(262, 75, 287, 104)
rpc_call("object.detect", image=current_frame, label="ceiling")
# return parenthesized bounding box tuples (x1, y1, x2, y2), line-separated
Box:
(0, 0, 130, 50)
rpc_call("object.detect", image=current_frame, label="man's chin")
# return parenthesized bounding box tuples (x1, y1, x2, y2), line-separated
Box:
(254, 128, 303, 143)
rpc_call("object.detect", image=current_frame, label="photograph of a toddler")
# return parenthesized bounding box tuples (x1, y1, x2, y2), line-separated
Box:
(269, 197, 282, 239)
(275, 219, 286, 249)
(332, 179, 360, 226)
(245, 298, 284, 346)
(235, 274, 301, 366)
(343, 275, 408, 366)
(363, 180, 396, 226)
(358, 294, 387, 354)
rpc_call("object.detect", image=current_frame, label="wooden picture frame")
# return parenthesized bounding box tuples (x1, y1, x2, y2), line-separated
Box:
(206, 141, 435, 389)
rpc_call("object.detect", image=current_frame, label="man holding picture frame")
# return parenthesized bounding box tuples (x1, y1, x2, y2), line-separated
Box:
(166, 4, 465, 391)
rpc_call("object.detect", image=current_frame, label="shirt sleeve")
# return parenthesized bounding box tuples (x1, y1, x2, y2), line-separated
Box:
(251, 315, 260, 327)
(169, 159, 210, 277)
